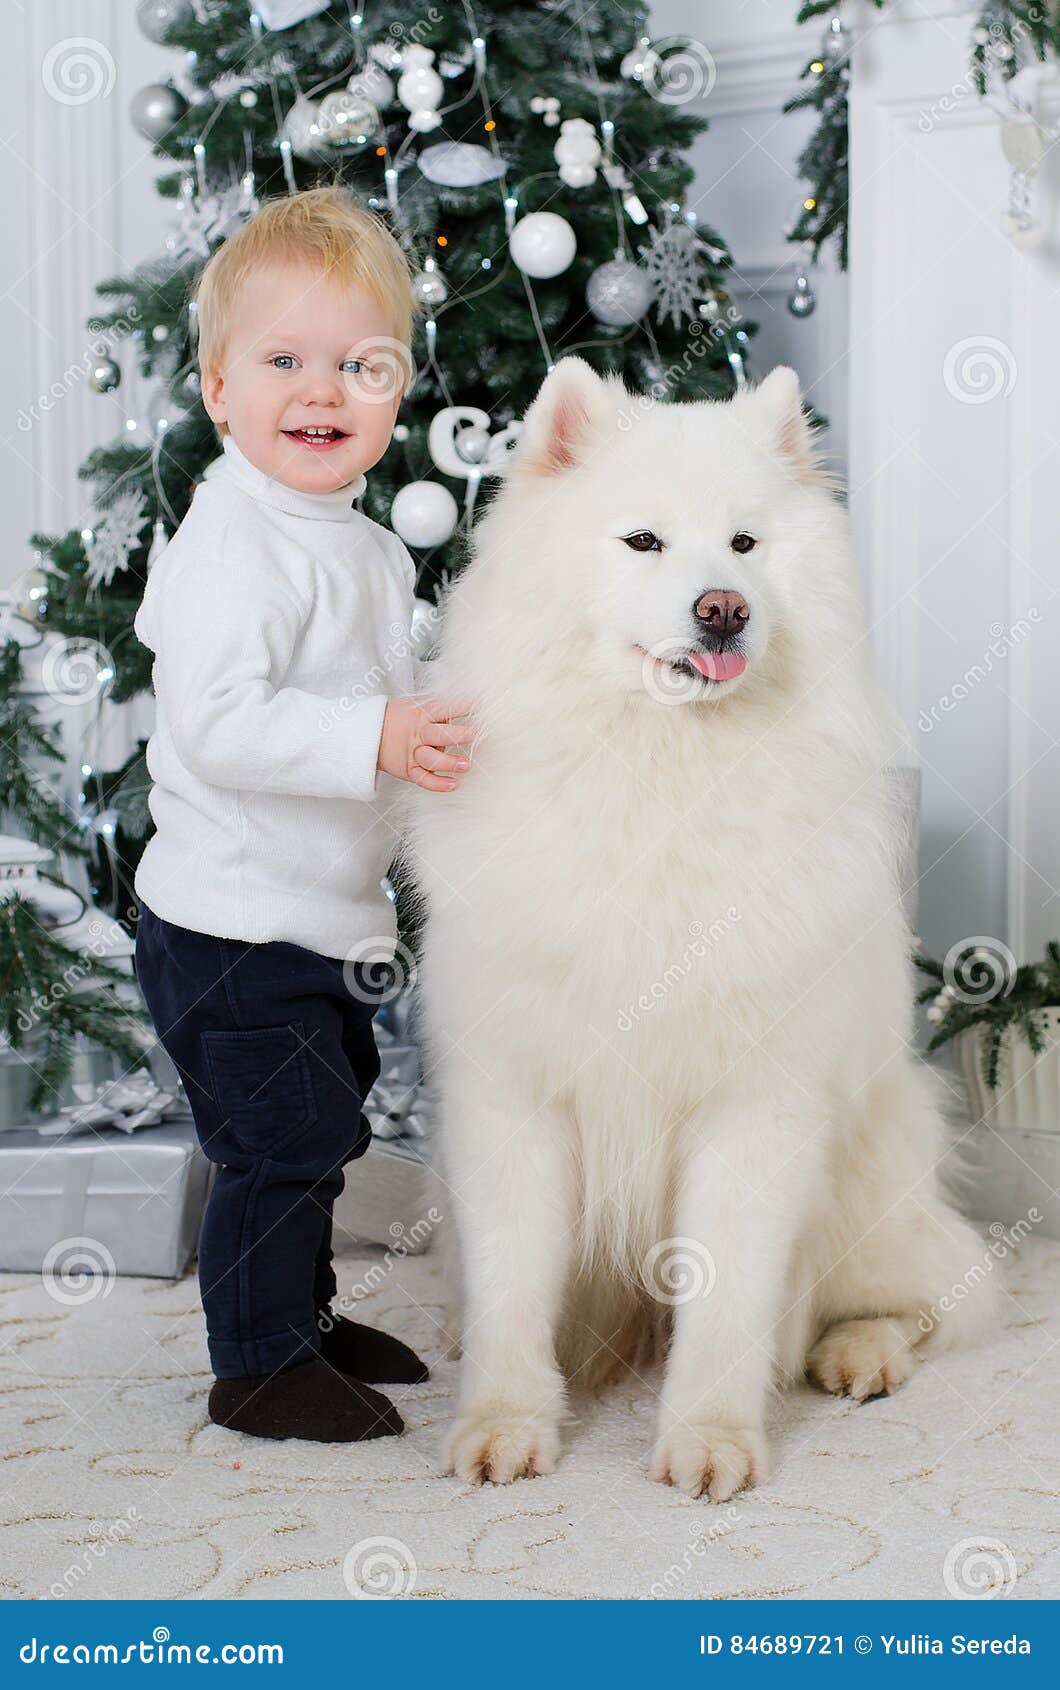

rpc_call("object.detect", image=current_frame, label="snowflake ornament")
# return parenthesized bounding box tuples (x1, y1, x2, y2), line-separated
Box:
(642, 220, 709, 330)
(83, 488, 150, 591)
(165, 176, 253, 265)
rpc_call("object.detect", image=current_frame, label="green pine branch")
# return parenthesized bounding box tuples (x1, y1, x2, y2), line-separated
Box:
(0, 893, 152, 1112)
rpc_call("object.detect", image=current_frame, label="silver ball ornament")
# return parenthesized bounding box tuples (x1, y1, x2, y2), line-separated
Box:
(317, 89, 379, 148)
(413, 267, 448, 309)
(130, 83, 188, 142)
(136, 0, 194, 43)
(787, 273, 816, 317)
(455, 425, 490, 465)
(90, 356, 121, 394)
(586, 258, 653, 326)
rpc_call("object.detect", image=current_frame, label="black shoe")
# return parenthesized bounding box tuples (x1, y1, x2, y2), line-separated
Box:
(208, 1353, 404, 1442)
(316, 1306, 430, 1385)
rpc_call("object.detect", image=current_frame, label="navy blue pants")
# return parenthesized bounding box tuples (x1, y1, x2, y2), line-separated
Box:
(134, 900, 384, 1378)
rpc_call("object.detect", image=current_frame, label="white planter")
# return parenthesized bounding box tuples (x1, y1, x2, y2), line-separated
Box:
(953, 1012, 1060, 1134)
(952, 1015, 1060, 1240)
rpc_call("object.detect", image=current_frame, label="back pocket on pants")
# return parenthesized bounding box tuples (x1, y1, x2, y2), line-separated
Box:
(201, 1021, 317, 1155)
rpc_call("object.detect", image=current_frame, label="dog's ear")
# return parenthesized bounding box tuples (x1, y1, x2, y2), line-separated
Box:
(516, 357, 612, 477)
(749, 366, 820, 484)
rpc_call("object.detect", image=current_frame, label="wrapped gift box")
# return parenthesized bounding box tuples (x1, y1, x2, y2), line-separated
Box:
(332, 1133, 434, 1255)
(0, 1121, 212, 1278)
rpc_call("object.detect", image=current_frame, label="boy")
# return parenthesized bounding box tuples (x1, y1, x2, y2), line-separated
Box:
(133, 186, 475, 1444)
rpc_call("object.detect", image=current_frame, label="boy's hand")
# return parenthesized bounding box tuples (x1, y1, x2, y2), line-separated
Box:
(378, 696, 479, 792)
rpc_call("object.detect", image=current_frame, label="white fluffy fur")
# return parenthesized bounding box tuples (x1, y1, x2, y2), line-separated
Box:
(401, 360, 1000, 1501)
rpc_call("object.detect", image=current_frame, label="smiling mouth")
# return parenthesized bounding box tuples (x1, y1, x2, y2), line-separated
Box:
(283, 427, 349, 451)
(641, 645, 748, 684)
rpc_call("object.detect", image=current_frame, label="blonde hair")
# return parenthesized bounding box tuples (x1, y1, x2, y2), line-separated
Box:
(192, 184, 418, 437)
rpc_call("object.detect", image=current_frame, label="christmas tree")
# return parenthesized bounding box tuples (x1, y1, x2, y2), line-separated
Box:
(1, 0, 754, 1105)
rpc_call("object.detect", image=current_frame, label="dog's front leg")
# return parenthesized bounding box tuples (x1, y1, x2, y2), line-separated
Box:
(441, 1087, 575, 1485)
(650, 1102, 823, 1501)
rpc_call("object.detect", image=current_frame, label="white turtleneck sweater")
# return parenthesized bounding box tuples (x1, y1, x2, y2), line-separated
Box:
(133, 434, 420, 962)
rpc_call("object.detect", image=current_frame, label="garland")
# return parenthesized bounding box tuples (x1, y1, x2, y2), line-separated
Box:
(786, 1, 1060, 269)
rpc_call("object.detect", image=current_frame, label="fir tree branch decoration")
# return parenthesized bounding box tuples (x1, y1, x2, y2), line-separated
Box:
(787, 1, 1060, 269)
(915, 939, 1060, 1090)
(0, 639, 86, 859)
(0, 894, 153, 1113)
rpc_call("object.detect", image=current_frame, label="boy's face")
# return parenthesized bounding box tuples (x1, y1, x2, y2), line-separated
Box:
(201, 259, 405, 494)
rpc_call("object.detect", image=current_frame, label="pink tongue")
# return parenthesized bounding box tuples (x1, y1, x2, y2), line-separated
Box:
(688, 650, 747, 682)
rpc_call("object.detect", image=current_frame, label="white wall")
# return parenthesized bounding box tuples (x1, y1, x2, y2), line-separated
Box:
(848, 0, 1060, 962)
(653, 0, 850, 465)
(1, 0, 174, 585)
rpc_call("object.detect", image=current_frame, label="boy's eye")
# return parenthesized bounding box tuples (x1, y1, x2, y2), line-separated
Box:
(270, 355, 296, 370)
(341, 358, 367, 375)
(621, 530, 663, 553)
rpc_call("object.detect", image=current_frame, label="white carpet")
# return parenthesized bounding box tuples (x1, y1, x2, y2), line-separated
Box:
(1, 1235, 1058, 1602)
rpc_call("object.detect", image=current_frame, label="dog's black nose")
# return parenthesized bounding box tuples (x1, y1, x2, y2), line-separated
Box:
(693, 589, 750, 640)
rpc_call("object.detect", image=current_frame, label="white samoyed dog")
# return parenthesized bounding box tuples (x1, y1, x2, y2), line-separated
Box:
(402, 359, 999, 1502)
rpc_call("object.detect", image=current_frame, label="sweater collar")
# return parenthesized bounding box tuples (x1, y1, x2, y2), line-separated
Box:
(206, 434, 367, 522)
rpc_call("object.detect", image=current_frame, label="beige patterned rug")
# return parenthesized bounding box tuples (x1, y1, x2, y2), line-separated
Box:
(1, 1235, 1058, 1602)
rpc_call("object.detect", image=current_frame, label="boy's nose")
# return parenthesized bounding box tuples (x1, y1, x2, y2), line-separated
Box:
(300, 374, 345, 404)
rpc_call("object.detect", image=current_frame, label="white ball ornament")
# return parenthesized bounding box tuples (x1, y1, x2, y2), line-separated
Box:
(348, 63, 394, 110)
(509, 211, 577, 279)
(390, 481, 458, 549)
(282, 96, 330, 160)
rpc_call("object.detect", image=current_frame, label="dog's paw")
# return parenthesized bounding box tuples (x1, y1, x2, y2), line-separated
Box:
(649, 1422, 768, 1502)
(442, 1409, 559, 1485)
(807, 1318, 918, 1402)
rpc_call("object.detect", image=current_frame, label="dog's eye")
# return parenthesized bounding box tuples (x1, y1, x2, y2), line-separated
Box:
(621, 530, 663, 553)
(731, 532, 757, 554)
